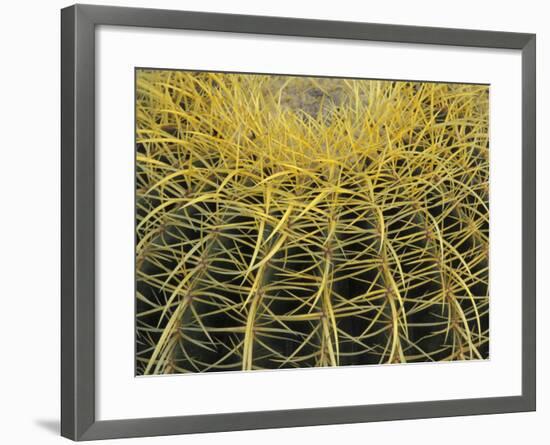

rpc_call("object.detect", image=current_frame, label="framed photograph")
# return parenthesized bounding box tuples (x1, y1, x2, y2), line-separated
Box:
(61, 4, 536, 441)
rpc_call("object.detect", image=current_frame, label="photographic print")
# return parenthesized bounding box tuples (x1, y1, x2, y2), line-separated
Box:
(135, 69, 489, 376)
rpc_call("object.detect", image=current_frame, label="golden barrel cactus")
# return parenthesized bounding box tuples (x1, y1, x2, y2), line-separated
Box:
(135, 70, 489, 375)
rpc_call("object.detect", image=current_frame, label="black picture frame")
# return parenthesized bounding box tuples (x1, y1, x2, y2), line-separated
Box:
(61, 4, 536, 441)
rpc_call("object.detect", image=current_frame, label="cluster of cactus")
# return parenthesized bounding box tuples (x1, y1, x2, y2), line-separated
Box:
(135, 69, 489, 375)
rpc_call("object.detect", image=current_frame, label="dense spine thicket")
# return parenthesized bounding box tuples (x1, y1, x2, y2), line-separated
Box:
(135, 70, 489, 375)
